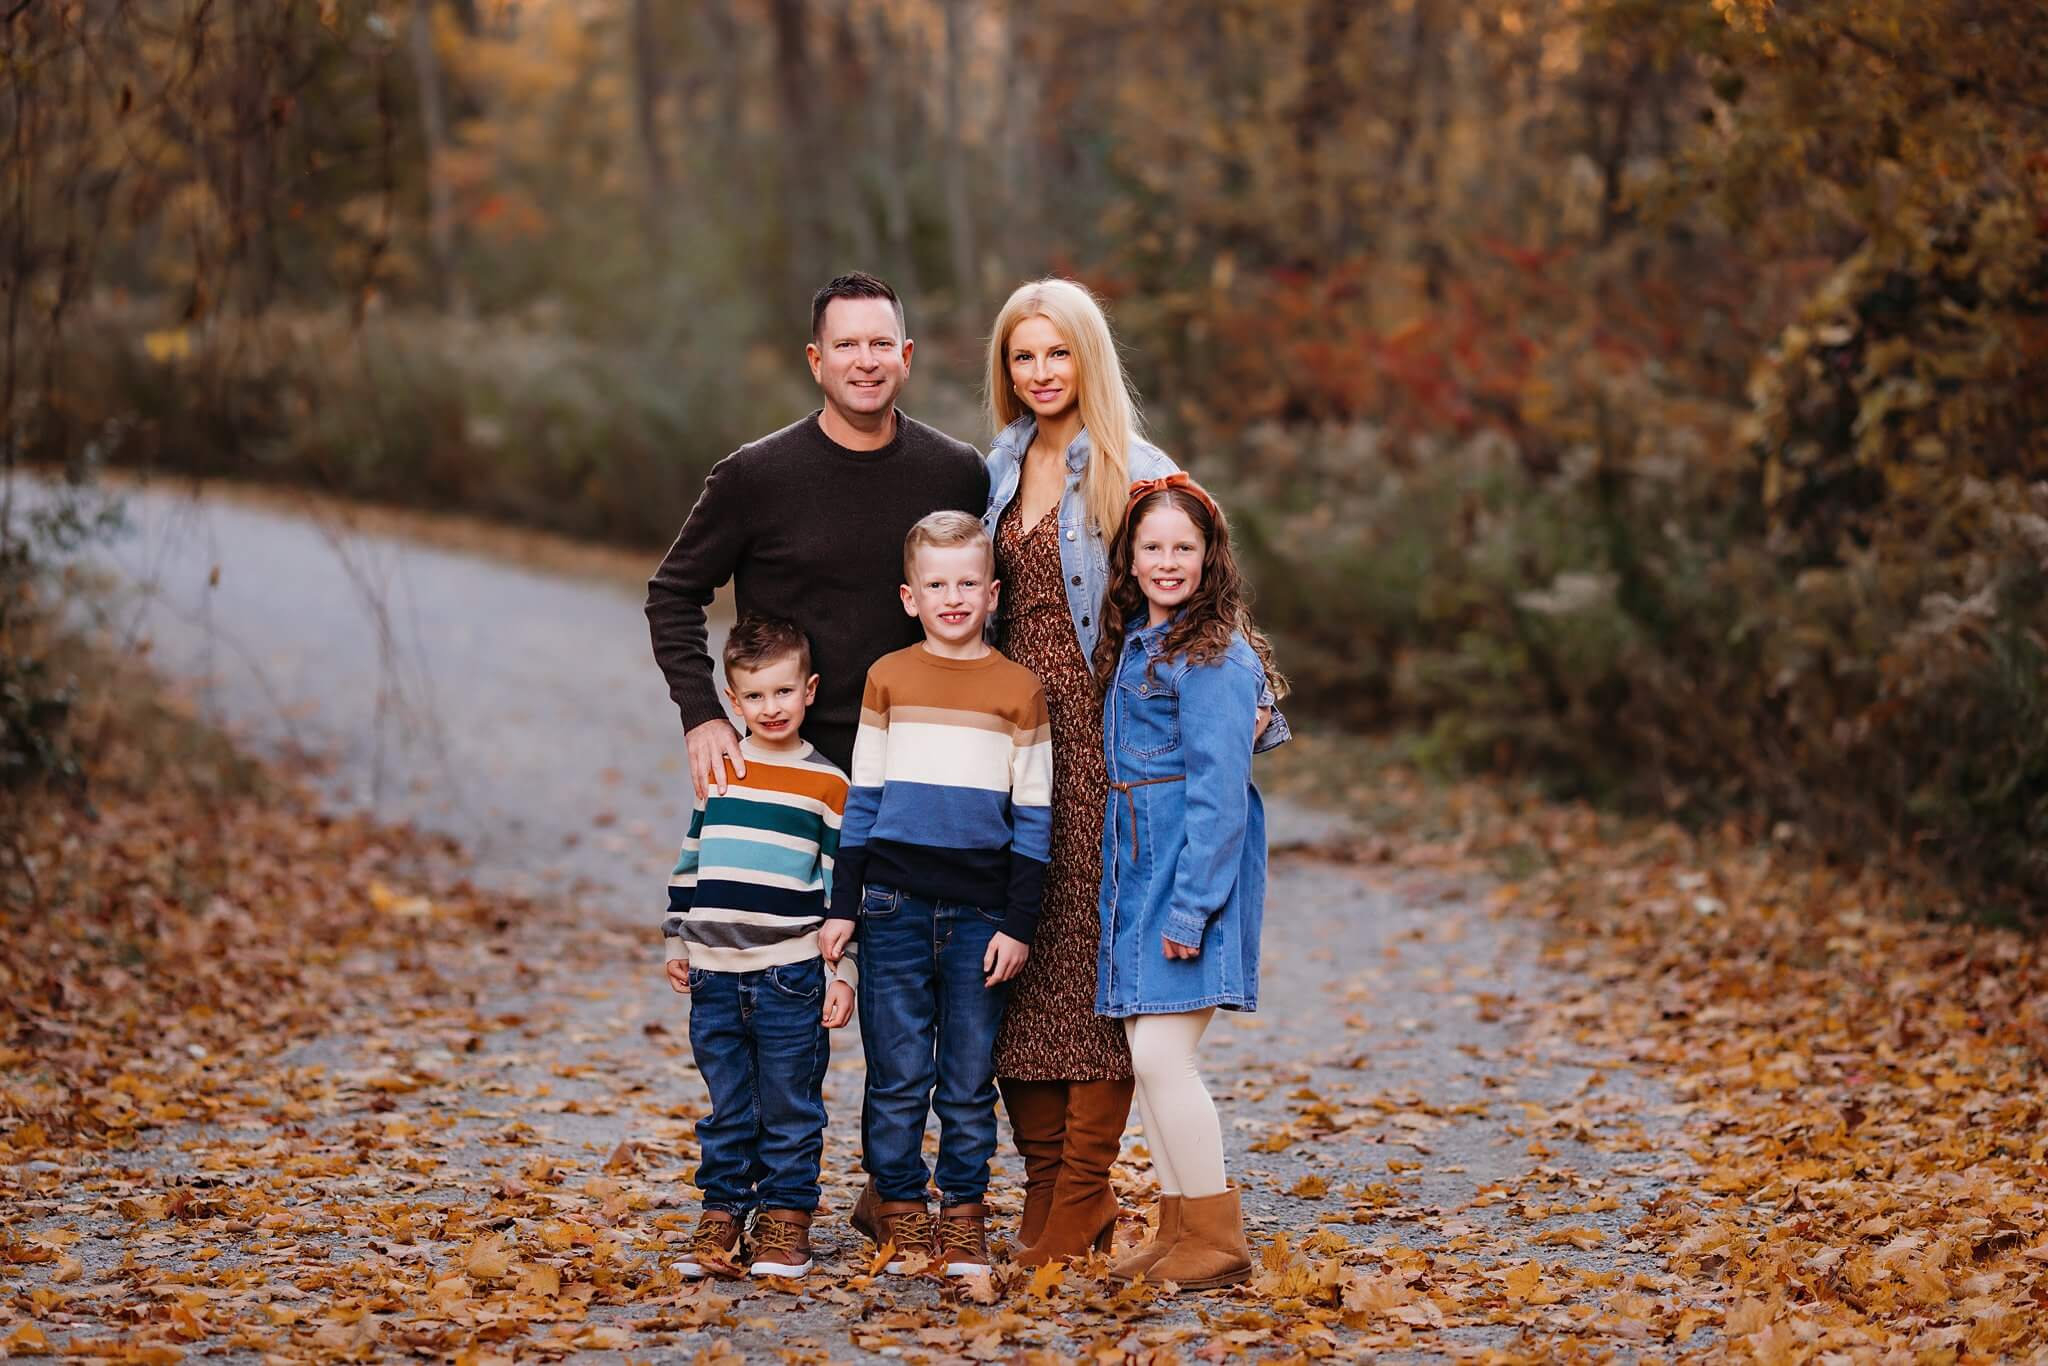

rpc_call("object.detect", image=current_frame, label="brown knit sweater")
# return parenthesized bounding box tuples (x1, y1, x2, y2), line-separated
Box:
(644, 410, 988, 771)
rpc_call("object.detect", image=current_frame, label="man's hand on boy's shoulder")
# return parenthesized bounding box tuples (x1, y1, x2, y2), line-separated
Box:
(819, 918, 855, 964)
(822, 980, 854, 1029)
(686, 717, 746, 800)
(983, 932, 1029, 987)
(664, 959, 691, 994)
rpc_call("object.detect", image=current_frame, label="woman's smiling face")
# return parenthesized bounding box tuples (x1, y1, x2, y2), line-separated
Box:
(1007, 315, 1080, 422)
(1132, 504, 1205, 626)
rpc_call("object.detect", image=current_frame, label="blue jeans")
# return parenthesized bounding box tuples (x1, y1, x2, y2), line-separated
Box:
(686, 957, 831, 1214)
(855, 886, 1010, 1206)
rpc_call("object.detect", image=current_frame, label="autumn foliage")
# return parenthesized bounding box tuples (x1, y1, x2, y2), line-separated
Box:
(4, 0, 2045, 915)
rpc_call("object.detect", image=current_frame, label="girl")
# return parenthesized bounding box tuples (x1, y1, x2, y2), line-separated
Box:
(1091, 474, 1282, 1291)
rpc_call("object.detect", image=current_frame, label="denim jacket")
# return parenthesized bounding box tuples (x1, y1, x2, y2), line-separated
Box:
(982, 416, 1175, 664)
(1095, 619, 1267, 1016)
(982, 417, 1291, 751)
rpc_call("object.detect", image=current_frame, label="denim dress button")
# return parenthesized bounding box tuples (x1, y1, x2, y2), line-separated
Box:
(1070, 575, 1082, 586)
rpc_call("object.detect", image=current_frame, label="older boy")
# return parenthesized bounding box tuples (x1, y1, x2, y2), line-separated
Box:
(819, 512, 1052, 1277)
(665, 617, 854, 1280)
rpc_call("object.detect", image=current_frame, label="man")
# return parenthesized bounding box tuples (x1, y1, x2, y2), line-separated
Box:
(646, 273, 989, 792)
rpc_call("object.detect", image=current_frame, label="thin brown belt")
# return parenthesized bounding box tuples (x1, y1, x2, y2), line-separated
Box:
(1108, 774, 1184, 860)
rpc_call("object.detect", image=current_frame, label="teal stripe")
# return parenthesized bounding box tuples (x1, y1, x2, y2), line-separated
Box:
(701, 797, 823, 843)
(702, 835, 823, 884)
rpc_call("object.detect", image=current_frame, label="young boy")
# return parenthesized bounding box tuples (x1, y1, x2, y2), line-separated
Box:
(664, 616, 855, 1280)
(818, 511, 1052, 1277)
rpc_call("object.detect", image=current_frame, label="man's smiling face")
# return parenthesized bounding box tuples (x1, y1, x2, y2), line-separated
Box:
(808, 296, 912, 429)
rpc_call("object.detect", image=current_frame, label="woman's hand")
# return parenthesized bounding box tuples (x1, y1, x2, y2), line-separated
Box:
(1162, 934, 1201, 960)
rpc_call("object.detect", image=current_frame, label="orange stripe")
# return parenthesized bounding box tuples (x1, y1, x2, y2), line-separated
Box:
(737, 759, 848, 814)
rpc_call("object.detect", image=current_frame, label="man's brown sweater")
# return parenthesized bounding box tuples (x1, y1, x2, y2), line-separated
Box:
(645, 410, 988, 771)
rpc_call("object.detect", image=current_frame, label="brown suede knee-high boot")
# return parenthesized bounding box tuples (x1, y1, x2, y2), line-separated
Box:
(998, 1078, 1069, 1251)
(1014, 1076, 1135, 1266)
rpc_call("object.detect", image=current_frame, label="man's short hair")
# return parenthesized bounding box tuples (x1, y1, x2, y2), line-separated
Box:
(811, 272, 907, 343)
(902, 510, 992, 583)
(723, 615, 812, 679)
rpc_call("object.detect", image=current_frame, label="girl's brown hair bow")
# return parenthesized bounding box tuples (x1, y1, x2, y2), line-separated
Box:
(1123, 471, 1221, 521)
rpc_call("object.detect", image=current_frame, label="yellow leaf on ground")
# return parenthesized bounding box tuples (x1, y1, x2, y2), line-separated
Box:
(464, 1232, 514, 1280)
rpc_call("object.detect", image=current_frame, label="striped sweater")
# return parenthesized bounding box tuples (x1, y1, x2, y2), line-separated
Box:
(829, 644, 1053, 943)
(663, 739, 855, 986)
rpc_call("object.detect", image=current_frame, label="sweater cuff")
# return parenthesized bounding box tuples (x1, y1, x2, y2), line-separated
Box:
(676, 683, 731, 735)
(830, 952, 859, 992)
(1000, 907, 1039, 946)
(1163, 909, 1208, 948)
(664, 938, 689, 963)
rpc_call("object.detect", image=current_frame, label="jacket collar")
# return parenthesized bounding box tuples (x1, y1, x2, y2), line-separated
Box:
(991, 415, 1093, 474)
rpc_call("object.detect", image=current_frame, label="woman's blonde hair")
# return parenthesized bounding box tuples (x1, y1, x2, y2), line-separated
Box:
(985, 278, 1146, 539)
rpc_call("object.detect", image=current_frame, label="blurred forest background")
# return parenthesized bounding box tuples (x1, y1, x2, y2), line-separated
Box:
(3, 0, 2045, 912)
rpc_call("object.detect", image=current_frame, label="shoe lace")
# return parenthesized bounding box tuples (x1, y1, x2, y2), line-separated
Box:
(890, 1209, 938, 1254)
(754, 1217, 801, 1260)
(937, 1213, 985, 1261)
(691, 1216, 737, 1260)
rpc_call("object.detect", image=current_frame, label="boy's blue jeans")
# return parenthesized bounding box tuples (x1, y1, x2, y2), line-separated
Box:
(686, 957, 831, 1214)
(855, 886, 1010, 1206)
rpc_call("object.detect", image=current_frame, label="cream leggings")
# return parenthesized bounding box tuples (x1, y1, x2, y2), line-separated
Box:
(1123, 1009, 1227, 1199)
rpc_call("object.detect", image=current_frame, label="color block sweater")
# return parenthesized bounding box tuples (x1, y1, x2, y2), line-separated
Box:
(829, 645, 1053, 943)
(663, 739, 856, 987)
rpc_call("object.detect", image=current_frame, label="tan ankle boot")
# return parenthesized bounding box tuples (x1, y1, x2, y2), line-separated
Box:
(999, 1078, 1068, 1250)
(1148, 1187, 1251, 1290)
(1014, 1077, 1133, 1267)
(1107, 1194, 1182, 1281)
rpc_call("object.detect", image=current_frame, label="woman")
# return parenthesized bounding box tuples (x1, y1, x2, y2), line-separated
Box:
(980, 278, 1159, 1265)
(979, 279, 1287, 1266)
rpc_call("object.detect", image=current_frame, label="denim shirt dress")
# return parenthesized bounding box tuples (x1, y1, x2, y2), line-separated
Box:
(981, 416, 1292, 750)
(1095, 621, 1268, 1017)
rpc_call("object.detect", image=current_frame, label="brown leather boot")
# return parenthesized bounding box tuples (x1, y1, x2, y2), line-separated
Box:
(748, 1209, 815, 1277)
(1148, 1187, 1252, 1290)
(998, 1077, 1068, 1250)
(1107, 1194, 1183, 1282)
(851, 1179, 936, 1274)
(936, 1203, 992, 1276)
(1014, 1075, 1134, 1267)
(673, 1208, 746, 1280)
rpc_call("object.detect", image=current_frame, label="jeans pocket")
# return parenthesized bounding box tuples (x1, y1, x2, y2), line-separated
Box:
(861, 885, 902, 919)
(767, 959, 824, 1002)
(686, 966, 709, 992)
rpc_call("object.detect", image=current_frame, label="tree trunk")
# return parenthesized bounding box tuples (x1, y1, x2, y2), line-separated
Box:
(409, 0, 466, 315)
(867, 7, 918, 296)
(630, 0, 671, 245)
(941, 0, 977, 335)
(768, 0, 819, 299)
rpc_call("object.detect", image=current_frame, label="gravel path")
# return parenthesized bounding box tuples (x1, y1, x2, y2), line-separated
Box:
(28, 481, 1694, 1360)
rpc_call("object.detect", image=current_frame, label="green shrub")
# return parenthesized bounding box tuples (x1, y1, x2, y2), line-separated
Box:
(55, 308, 812, 550)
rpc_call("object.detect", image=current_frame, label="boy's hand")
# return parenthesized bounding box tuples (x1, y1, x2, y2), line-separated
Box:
(983, 932, 1029, 986)
(664, 959, 692, 993)
(819, 918, 855, 964)
(822, 980, 854, 1028)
